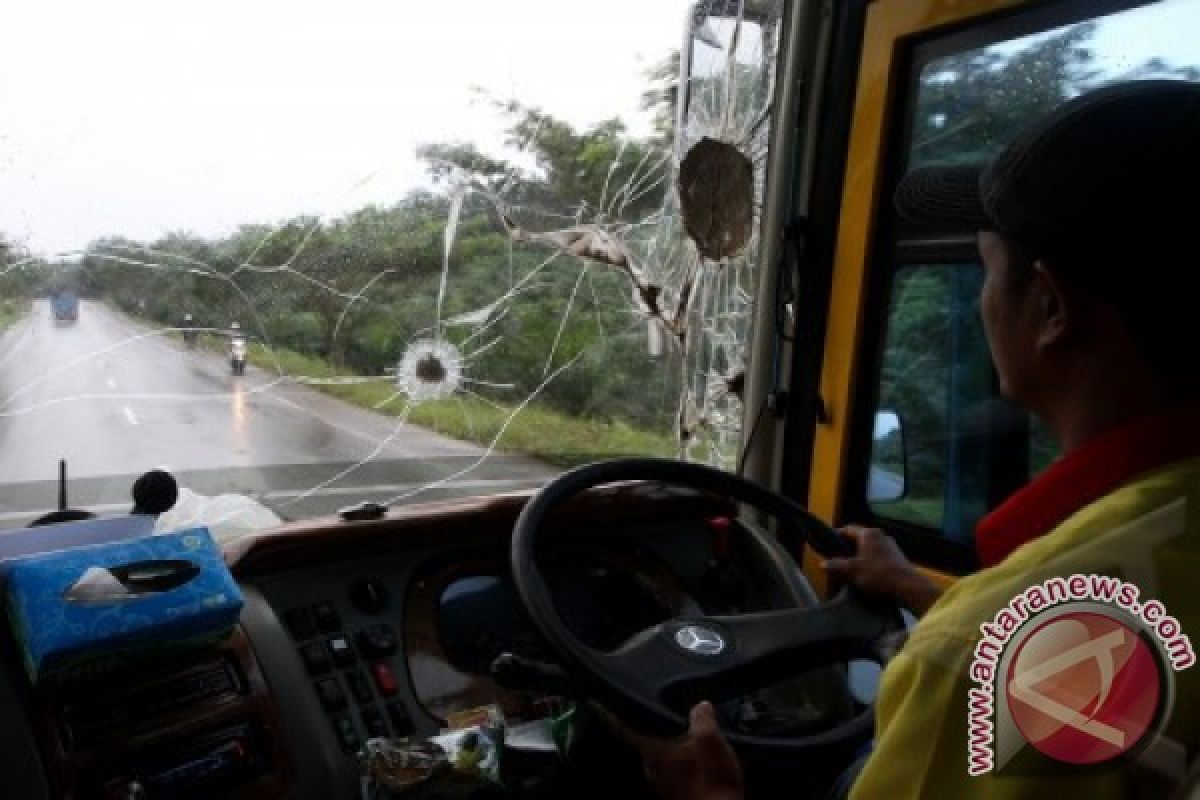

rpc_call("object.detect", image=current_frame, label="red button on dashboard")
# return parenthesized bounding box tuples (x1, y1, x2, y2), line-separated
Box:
(371, 662, 398, 696)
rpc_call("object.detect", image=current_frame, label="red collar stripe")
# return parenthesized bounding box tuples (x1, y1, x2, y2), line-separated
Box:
(975, 406, 1200, 568)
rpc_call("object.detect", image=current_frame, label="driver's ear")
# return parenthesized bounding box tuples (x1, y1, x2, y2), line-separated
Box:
(1030, 262, 1074, 351)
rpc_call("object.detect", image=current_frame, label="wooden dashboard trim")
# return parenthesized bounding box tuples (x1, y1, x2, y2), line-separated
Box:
(225, 483, 735, 578)
(31, 627, 294, 799)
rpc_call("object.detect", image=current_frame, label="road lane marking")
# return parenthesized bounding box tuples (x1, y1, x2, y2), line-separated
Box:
(42, 304, 481, 458)
(123, 406, 139, 426)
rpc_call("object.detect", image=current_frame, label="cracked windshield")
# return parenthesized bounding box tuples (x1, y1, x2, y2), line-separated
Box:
(0, 1, 781, 536)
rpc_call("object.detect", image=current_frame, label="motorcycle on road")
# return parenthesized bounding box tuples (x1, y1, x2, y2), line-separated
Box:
(181, 314, 198, 349)
(230, 335, 248, 376)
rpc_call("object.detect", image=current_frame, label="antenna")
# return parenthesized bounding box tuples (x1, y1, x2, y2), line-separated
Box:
(58, 459, 68, 511)
(29, 459, 94, 527)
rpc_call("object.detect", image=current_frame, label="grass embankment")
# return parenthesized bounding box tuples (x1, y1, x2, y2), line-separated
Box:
(230, 339, 678, 468)
(0, 298, 30, 332)
(878, 497, 943, 529)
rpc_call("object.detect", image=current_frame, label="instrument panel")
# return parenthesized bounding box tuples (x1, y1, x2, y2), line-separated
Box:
(250, 517, 720, 750)
(404, 543, 699, 722)
(0, 484, 740, 799)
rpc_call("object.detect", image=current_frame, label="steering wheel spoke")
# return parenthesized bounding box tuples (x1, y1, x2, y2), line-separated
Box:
(711, 593, 890, 679)
(596, 622, 718, 701)
(599, 594, 889, 712)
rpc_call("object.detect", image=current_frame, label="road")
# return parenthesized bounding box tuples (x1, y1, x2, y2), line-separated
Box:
(0, 300, 555, 527)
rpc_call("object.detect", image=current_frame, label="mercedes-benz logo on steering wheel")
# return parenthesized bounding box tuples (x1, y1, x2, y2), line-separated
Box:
(674, 624, 726, 656)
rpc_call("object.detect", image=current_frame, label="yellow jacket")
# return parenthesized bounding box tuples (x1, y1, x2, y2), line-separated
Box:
(852, 457, 1200, 799)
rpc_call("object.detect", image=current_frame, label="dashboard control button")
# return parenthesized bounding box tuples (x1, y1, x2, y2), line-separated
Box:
(357, 624, 398, 658)
(315, 677, 347, 711)
(350, 578, 390, 615)
(327, 636, 356, 667)
(362, 706, 389, 738)
(331, 714, 360, 753)
(346, 671, 373, 704)
(370, 662, 398, 696)
(299, 641, 331, 675)
(386, 702, 414, 736)
(283, 607, 317, 640)
(312, 601, 342, 633)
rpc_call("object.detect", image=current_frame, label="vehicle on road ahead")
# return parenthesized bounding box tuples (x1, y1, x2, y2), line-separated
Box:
(50, 291, 78, 322)
(0, 1, 1196, 799)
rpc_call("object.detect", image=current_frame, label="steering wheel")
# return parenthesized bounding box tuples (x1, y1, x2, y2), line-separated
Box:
(511, 458, 904, 766)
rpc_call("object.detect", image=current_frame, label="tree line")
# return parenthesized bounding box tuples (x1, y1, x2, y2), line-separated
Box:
(3, 69, 685, 433)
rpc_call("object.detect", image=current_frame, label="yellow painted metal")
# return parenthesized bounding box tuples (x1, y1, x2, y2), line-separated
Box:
(801, 0, 1028, 589)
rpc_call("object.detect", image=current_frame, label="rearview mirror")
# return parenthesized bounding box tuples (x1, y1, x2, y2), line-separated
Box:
(868, 410, 907, 503)
(675, 1, 781, 158)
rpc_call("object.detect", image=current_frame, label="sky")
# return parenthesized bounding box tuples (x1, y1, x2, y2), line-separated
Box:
(0, 0, 693, 255)
(1, 0, 1197, 256)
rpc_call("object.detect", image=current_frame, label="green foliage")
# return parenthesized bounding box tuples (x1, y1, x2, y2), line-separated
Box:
(641, 49, 680, 145)
(0, 298, 29, 332)
(910, 24, 1099, 166)
(416, 142, 515, 192)
(878, 267, 952, 501)
(0, 236, 40, 331)
(469, 95, 669, 223)
(907, 23, 1198, 169)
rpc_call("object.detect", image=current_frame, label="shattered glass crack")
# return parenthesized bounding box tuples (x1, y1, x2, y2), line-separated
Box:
(0, 0, 783, 532)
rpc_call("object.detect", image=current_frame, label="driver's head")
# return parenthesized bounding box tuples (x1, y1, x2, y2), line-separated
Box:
(896, 81, 1200, 424)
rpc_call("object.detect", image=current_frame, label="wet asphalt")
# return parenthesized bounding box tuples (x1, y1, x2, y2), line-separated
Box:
(0, 300, 554, 527)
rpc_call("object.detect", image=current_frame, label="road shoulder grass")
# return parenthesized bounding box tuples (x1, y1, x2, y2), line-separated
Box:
(0, 299, 30, 333)
(241, 342, 678, 468)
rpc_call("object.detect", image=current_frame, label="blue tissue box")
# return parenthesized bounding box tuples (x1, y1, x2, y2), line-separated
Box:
(5, 528, 243, 683)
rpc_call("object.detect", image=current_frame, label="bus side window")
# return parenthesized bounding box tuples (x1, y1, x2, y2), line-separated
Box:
(856, 0, 1198, 570)
(868, 262, 1030, 546)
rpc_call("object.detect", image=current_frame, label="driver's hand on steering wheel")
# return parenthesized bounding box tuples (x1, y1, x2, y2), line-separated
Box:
(822, 526, 942, 616)
(604, 701, 744, 800)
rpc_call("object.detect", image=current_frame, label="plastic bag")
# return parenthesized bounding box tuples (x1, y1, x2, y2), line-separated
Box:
(360, 726, 502, 798)
(154, 488, 282, 542)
